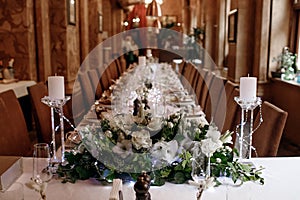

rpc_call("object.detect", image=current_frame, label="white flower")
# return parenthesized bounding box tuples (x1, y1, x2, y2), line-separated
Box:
(219, 130, 233, 144)
(151, 140, 178, 163)
(194, 127, 201, 133)
(167, 122, 174, 128)
(131, 130, 152, 150)
(206, 125, 221, 142)
(147, 117, 163, 131)
(173, 118, 179, 123)
(200, 138, 223, 157)
(225, 146, 232, 152)
(216, 158, 222, 163)
(105, 130, 112, 138)
(112, 140, 132, 158)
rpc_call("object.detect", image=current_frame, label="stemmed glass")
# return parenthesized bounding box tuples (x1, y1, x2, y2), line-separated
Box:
(191, 142, 209, 183)
(32, 143, 52, 199)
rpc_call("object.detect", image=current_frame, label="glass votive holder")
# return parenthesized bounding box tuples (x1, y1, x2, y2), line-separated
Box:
(0, 182, 24, 200)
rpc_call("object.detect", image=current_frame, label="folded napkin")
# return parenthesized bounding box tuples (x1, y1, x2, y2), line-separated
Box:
(109, 179, 123, 200)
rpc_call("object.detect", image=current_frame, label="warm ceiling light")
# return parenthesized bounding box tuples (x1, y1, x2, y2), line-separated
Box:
(146, 0, 162, 17)
(145, 0, 163, 4)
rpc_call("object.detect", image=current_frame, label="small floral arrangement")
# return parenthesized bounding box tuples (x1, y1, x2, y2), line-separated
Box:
(273, 47, 297, 73)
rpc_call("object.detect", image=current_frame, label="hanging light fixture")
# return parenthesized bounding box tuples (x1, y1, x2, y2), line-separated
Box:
(146, 0, 162, 17)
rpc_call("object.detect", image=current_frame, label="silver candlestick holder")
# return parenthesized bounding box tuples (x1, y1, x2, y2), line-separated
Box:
(41, 96, 70, 164)
(234, 97, 262, 160)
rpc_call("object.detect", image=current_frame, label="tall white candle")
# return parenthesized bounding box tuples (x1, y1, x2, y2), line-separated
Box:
(240, 76, 257, 102)
(48, 76, 65, 99)
(138, 56, 146, 66)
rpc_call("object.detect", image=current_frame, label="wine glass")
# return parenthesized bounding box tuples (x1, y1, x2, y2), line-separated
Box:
(191, 143, 207, 183)
(32, 143, 52, 186)
(173, 59, 183, 74)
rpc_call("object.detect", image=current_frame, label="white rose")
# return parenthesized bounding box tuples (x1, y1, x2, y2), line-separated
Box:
(200, 138, 223, 157)
(167, 122, 174, 129)
(151, 140, 178, 163)
(105, 130, 112, 138)
(206, 126, 221, 142)
(216, 158, 222, 163)
(131, 130, 152, 150)
(173, 118, 179, 123)
(194, 127, 200, 133)
(225, 146, 232, 152)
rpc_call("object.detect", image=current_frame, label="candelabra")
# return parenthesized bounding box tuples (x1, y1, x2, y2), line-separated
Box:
(41, 96, 70, 164)
(234, 97, 262, 160)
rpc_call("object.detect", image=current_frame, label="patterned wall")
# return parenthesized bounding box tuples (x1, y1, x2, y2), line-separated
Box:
(0, 0, 36, 80)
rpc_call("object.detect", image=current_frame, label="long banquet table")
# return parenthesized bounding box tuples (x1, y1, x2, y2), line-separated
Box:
(15, 156, 300, 200)
(13, 63, 300, 199)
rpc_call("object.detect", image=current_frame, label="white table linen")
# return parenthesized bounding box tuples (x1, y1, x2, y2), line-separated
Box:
(15, 157, 300, 200)
(0, 80, 36, 98)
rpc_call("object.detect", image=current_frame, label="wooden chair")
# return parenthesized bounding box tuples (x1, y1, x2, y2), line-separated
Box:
(100, 66, 113, 91)
(87, 69, 102, 100)
(199, 70, 214, 110)
(252, 101, 288, 157)
(0, 90, 33, 156)
(71, 81, 88, 126)
(78, 71, 96, 108)
(107, 61, 119, 81)
(181, 62, 197, 94)
(194, 68, 208, 105)
(27, 82, 51, 143)
(214, 80, 238, 132)
(178, 60, 186, 75)
(204, 75, 227, 122)
(213, 87, 240, 134)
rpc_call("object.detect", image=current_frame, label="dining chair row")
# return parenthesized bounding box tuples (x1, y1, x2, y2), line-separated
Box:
(76, 56, 129, 123)
(177, 60, 288, 157)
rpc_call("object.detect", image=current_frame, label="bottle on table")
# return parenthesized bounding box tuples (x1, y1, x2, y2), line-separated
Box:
(7, 58, 15, 79)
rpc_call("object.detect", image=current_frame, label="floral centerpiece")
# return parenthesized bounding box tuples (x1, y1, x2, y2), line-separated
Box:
(57, 106, 264, 187)
(57, 77, 264, 188)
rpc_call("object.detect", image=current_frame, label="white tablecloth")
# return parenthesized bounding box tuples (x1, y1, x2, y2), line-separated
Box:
(0, 80, 36, 98)
(14, 157, 300, 200)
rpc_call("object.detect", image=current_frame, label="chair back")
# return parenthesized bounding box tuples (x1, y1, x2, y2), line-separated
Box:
(214, 80, 238, 132)
(252, 101, 288, 157)
(27, 82, 51, 143)
(204, 75, 226, 122)
(221, 88, 240, 133)
(199, 71, 214, 109)
(87, 69, 102, 100)
(78, 72, 96, 108)
(0, 90, 32, 156)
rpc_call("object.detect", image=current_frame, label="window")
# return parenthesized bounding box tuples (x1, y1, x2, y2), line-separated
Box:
(293, 2, 300, 68)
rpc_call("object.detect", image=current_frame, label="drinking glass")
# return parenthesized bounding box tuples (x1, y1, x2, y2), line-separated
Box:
(191, 143, 208, 183)
(32, 143, 52, 185)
